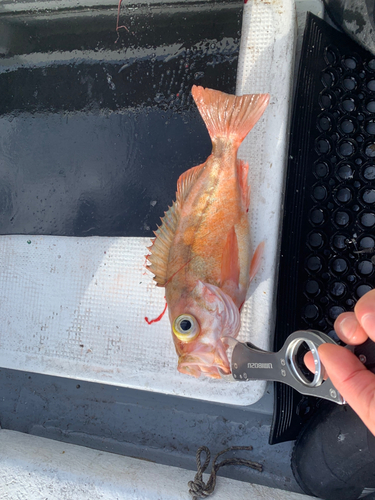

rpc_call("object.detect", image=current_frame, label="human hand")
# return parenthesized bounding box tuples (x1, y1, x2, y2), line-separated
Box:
(318, 289, 375, 436)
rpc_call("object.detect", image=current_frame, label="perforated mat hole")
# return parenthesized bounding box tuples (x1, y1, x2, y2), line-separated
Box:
(359, 236, 375, 250)
(366, 120, 375, 134)
(316, 137, 331, 154)
(341, 97, 356, 112)
(321, 69, 336, 87)
(357, 284, 373, 298)
(334, 210, 350, 227)
(355, 158, 363, 165)
(314, 161, 329, 178)
(337, 163, 353, 180)
(338, 140, 355, 157)
(357, 260, 373, 276)
(366, 100, 375, 112)
(324, 46, 338, 65)
(347, 274, 356, 283)
(331, 257, 348, 274)
(317, 114, 332, 132)
(303, 304, 319, 321)
(305, 280, 320, 296)
(365, 142, 375, 158)
(310, 208, 325, 225)
(360, 211, 375, 228)
(342, 76, 357, 91)
(339, 118, 355, 134)
(329, 305, 345, 320)
(362, 165, 375, 180)
(332, 233, 347, 250)
(368, 59, 375, 71)
(307, 255, 322, 272)
(362, 188, 375, 204)
(335, 187, 352, 204)
(343, 57, 357, 70)
(329, 281, 347, 298)
(312, 184, 328, 201)
(319, 91, 335, 110)
(330, 155, 337, 164)
(367, 79, 375, 91)
(308, 231, 324, 248)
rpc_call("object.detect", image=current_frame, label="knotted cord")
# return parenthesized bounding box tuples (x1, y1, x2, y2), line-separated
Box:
(188, 445, 263, 499)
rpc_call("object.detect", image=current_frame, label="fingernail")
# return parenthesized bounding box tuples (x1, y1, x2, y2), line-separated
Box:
(336, 315, 357, 341)
(361, 313, 375, 335)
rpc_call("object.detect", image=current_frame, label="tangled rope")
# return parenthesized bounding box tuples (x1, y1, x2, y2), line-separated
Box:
(188, 445, 263, 499)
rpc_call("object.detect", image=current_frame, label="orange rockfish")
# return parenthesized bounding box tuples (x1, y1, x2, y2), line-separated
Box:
(147, 85, 269, 379)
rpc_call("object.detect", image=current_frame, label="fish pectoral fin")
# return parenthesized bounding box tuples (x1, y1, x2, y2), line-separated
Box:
(176, 162, 206, 204)
(237, 159, 250, 210)
(249, 241, 265, 282)
(146, 201, 180, 286)
(220, 226, 240, 287)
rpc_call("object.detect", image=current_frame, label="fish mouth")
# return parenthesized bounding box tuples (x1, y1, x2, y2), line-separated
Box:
(177, 346, 230, 379)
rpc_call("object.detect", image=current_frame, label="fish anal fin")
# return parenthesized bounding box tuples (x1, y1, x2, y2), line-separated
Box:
(146, 201, 180, 286)
(176, 163, 206, 204)
(221, 226, 240, 287)
(237, 159, 250, 210)
(249, 241, 265, 282)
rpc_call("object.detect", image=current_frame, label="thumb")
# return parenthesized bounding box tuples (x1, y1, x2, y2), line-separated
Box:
(318, 343, 375, 436)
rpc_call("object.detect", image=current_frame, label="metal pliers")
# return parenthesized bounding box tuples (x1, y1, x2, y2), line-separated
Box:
(226, 330, 375, 404)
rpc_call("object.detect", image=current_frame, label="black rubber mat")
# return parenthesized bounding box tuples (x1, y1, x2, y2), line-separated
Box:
(271, 13, 375, 444)
(0, 1, 242, 236)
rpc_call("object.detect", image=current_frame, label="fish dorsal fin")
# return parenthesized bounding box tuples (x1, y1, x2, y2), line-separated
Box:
(147, 163, 205, 286)
(147, 200, 180, 286)
(220, 226, 240, 287)
(176, 163, 205, 204)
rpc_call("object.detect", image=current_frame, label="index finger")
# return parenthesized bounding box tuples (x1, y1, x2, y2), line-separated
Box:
(354, 289, 375, 343)
(318, 343, 375, 436)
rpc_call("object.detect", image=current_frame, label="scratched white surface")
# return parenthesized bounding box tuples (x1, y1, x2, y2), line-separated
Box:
(0, 0, 296, 405)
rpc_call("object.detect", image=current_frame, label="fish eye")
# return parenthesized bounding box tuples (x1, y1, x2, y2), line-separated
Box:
(173, 314, 199, 342)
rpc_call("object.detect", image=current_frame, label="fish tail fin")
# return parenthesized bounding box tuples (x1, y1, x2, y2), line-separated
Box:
(191, 85, 270, 147)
